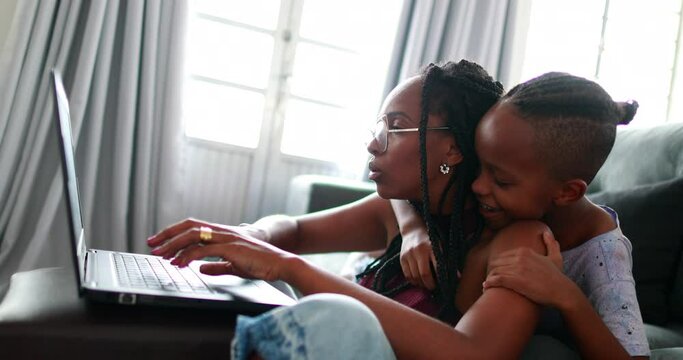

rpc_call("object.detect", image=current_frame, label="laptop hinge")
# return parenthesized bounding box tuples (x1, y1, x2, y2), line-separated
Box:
(83, 251, 97, 287)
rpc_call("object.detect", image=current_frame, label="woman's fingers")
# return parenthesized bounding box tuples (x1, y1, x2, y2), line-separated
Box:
(147, 218, 201, 247)
(171, 242, 234, 267)
(199, 262, 232, 276)
(151, 227, 208, 258)
(199, 262, 251, 278)
(170, 234, 287, 282)
(150, 223, 292, 283)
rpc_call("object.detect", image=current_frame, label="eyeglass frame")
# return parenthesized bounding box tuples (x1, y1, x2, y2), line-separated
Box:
(369, 114, 451, 154)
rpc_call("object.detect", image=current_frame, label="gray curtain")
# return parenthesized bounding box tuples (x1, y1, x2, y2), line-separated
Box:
(0, 0, 187, 297)
(384, 0, 519, 93)
(360, 0, 519, 181)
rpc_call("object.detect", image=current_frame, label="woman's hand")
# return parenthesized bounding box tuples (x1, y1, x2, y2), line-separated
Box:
(146, 218, 267, 260)
(169, 227, 300, 281)
(482, 231, 575, 308)
(400, 227, 437, 290)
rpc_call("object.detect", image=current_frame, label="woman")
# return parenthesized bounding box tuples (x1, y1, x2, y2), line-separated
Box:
(148, 60, 549, 359)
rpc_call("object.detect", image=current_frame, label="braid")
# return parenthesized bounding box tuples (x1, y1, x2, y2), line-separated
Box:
(503, 72, 638, 182)
(418, 66, 453, 314)
(357, 60, 503, 321)
(423, 61, 502, 318)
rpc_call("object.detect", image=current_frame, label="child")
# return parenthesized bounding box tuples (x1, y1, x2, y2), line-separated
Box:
(394, 72, 649, 358)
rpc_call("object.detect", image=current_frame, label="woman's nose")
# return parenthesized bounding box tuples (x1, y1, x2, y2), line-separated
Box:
(366, 135, 380, 156)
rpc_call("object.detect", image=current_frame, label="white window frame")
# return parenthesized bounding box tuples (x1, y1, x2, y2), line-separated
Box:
(514, 0, 683, 127)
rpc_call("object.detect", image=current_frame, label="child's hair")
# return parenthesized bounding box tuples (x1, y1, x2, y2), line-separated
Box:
(357, 60, 504, 320)
(502, 72, 638, 183)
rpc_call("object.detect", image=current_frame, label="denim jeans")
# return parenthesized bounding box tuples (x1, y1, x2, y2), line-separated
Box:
(231, 293, 396, 360)
(231, 293, 580, 360)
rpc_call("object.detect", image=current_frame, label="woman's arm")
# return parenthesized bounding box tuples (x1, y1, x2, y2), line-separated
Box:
(171, 220, 550, 359)
(270, 193, 398, 254)
(148, 193, 398, 257)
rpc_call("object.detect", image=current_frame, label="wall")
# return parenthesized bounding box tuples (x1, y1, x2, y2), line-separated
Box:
(181, 138, 345, 225)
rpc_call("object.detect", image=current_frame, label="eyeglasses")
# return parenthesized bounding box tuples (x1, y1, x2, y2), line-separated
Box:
(368, 115, 450, 154)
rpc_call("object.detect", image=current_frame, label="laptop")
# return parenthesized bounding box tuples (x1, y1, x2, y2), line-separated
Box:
(51, 69, 296, 312)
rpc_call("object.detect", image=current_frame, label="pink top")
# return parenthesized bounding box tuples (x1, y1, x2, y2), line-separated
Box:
(358, 269, 443, 320)
(357, 209, 478, 325)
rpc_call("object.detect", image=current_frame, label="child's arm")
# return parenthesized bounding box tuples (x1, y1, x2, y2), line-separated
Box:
(483, 233, 645, 359)
(390, 199, 437, 290)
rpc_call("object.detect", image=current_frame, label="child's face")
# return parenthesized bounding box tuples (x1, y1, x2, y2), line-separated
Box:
(367, 77, 454, 201)
(472, 101, 563, 229)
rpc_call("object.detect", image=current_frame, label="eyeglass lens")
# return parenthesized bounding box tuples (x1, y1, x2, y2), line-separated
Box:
(373, 118, 388, 153)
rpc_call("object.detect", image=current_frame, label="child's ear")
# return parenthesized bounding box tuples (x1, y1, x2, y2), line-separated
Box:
(552, 179, 587, 206)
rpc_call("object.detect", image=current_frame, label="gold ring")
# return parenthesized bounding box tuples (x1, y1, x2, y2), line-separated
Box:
(199, 226, 212, 243)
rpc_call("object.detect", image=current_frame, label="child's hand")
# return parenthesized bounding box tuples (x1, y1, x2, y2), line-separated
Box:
(482, 231, 574, 307)
(400, 227, 437, 290)
(390, 199, 436, 290)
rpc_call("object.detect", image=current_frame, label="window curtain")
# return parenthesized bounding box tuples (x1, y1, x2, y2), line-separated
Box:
(384, 0, 520, 94)
(360, 0, 521, 183)
(0, 0, 187, 298)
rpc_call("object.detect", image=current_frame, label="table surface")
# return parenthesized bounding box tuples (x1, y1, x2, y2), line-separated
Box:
(0, 267, 242, 359)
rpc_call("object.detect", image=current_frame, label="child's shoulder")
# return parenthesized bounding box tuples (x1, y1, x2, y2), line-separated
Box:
(562, 227, 635, 288)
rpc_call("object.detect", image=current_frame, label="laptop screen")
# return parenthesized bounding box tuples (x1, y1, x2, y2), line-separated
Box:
(52, 69, 87, 290)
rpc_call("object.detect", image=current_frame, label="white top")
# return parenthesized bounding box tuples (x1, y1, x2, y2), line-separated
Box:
(560, 206, 650, 356)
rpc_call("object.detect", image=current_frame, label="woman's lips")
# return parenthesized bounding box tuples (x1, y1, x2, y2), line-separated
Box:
(368, 162, 381, 181)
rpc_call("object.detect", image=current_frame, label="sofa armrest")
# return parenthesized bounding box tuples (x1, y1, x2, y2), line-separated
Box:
(286, 175, 376, 215)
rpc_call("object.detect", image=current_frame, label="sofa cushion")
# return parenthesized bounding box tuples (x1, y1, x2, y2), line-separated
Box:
(645, 323, 683, 350)
(671, 251, 683, 322)
(588, 123, 683, 193)
(650, 347, 683, 360)
(588, 176, 683, 325)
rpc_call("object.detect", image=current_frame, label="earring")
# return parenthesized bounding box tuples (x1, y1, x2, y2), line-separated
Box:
(439, 163, 450, 174)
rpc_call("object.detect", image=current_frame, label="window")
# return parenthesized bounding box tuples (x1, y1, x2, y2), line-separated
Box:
(183, 0, 403, 166)
(518, 0, 683, 127)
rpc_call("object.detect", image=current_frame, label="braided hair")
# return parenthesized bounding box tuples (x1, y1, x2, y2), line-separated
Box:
(502, 72, 638, 183)
(357, 60, 504, 320)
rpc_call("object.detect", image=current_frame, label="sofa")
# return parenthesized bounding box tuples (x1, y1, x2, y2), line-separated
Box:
(287, 122, 683, 357)
(586, 122, 683, 358)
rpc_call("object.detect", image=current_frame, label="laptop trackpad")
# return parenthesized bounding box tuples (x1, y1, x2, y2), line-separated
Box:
(209, 279, 295, 305)
(189, 263, 295, 304)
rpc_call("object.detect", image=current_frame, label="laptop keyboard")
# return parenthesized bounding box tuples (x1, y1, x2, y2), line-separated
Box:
(113, 253, 211, 293)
